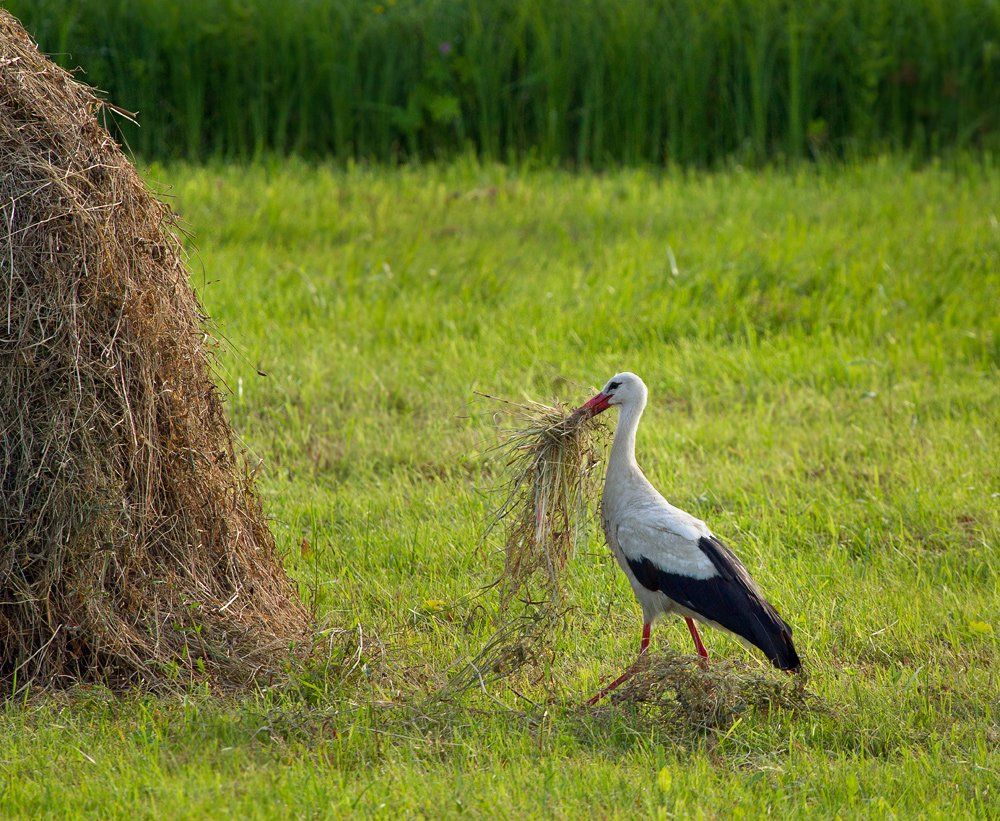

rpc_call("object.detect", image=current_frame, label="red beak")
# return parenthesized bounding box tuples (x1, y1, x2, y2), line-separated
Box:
(576, 391, 612, 417)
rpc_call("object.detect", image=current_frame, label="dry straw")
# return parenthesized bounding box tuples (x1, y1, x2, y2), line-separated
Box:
(606, 650, 816, 729)
(0, 11, 309, 692)
(441, 393, 606, 696)
(482, 393, 609, 605)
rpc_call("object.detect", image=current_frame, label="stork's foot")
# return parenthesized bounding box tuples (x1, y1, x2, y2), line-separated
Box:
(586, 622, 651, 706)
(586, 665, 638, 706)
(685, 617, 710, 668)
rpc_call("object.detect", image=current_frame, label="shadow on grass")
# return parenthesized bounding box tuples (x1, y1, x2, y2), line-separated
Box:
(0, 616, 823, 773)
(253, 616, 824, 764)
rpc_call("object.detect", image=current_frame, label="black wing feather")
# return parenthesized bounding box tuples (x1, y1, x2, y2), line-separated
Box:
(627, 536, 800, 671)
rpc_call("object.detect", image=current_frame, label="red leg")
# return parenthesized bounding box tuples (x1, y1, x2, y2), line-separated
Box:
(685, 617, 709, 659)
(587, 622, 650, 705)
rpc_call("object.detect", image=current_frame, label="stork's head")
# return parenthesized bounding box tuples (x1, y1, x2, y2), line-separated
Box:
(576, 372, 647, 417)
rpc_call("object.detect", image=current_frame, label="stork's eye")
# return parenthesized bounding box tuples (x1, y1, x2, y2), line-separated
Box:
(608, 381, 621, 391)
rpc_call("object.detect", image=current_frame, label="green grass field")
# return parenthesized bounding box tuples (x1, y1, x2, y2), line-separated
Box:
(1, 158, 998, 816)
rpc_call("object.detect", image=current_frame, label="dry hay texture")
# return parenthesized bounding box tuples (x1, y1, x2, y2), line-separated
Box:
(605, 650, 816, 730)
(438, 396, 606, 697)
(484, 395, 607, 606)
(0, 11, 310, 692)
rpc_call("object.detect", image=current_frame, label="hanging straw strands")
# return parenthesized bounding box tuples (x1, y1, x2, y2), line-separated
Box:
(479, 392, 609, 604)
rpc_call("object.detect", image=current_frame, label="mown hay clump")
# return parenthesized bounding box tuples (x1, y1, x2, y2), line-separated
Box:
(484, 394, 608, 605)
(440, 394, 606, 696)
(608, 650, 816, 730)
(0, 11, 309, 691)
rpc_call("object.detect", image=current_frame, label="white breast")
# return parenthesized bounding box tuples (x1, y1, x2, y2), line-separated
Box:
(602, 472, 719, 621)
(604, 465, 714, 560)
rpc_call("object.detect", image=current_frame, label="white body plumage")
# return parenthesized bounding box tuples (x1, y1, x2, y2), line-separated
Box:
(580, 372, 800, 678)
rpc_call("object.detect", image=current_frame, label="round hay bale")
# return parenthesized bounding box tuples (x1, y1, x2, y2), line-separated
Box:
(0, 11, 310, 691)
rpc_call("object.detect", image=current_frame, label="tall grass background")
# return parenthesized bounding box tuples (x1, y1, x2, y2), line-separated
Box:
(8, 0, 999, 164)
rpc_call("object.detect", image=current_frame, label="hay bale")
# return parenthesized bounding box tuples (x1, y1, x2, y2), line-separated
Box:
(0, 11, 309, 691)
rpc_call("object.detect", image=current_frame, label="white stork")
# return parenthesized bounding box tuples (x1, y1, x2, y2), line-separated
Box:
(576, 372, 801, 704)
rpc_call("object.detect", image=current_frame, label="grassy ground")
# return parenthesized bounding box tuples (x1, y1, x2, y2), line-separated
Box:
(1, 158, 998, 816)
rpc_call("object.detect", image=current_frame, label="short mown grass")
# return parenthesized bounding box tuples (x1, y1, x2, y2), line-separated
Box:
(1, 158, 997, 816)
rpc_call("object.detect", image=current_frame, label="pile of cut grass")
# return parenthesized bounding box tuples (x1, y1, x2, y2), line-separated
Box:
(606, 649, 817, 729)
(0, 11, 309, 692)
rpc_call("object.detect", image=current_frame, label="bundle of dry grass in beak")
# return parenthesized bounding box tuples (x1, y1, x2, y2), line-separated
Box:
(481, 393, 610, 605)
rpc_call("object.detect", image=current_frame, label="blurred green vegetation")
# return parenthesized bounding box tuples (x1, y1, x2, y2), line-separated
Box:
(8, 0, 999, 164)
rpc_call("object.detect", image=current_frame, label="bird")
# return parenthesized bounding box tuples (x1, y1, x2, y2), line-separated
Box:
(575, 372, 801, 704)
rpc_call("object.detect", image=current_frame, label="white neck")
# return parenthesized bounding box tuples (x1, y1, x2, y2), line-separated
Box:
(607, 398, 645, 482)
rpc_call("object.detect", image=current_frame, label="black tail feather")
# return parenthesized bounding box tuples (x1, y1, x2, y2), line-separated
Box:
(627, 542, 803, 672)
(748, 611, 801, 672)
